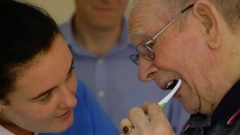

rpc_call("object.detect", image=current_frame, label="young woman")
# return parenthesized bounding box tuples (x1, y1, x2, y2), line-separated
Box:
(0, 0, 118, 135)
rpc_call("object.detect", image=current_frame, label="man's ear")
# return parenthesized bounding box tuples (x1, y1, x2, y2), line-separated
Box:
(192, 0, 222, 49)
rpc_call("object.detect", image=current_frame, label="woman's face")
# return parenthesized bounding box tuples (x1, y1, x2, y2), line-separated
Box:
(0, 35, 77, 133)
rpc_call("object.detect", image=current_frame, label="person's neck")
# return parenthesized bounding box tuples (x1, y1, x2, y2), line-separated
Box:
(73, 16, 122, 58)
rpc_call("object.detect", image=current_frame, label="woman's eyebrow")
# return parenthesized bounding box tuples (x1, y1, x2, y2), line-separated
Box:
(30, 87, 55, 100)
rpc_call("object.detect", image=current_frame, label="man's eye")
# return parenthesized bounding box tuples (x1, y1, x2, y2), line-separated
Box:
(146, 42, 155, 49)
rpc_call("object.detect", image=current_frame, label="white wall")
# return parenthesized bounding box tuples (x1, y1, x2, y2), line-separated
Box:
(22, 0, 75, 25)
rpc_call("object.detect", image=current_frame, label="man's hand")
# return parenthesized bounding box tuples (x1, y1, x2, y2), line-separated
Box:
(120, 102, 175, 135)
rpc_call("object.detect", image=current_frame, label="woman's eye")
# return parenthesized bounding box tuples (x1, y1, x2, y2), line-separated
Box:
(66, 66, 75, 81)
(39, 92, 52, 102)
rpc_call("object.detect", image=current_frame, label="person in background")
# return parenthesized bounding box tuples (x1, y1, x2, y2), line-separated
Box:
(0, 0, 118, 135)
(120, 0, 240, 135)
(59, 0, 189, 133)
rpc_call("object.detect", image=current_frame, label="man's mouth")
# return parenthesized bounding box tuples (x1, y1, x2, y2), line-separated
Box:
(166, 80, 179, 90)
(158, 79, 182, 107)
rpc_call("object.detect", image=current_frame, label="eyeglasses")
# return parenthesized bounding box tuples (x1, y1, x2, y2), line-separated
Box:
(130, 4, 194, 65)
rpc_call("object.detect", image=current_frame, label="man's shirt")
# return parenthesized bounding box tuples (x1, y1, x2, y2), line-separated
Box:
(181, 80, 240, 135)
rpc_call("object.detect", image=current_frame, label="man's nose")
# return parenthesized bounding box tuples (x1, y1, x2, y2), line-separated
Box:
(138, 57, 157, 81)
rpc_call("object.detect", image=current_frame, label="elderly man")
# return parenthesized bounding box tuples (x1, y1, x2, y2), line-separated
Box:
(121, 0, 240, 134)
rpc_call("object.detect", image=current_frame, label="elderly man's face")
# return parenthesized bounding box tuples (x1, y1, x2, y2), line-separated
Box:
(129, 0, 223, 114)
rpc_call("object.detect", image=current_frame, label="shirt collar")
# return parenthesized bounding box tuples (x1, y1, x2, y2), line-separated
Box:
(0, 125, 15, 135)
(0, 125, 38, 135)
(211, 80, 240, 126)
(182, 113, 211, 132)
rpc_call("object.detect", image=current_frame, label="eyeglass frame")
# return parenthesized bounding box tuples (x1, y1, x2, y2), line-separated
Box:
(129, 4, 194, 65)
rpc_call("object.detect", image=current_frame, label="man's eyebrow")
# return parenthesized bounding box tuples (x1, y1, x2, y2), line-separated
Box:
(30, 57, 74, 100)
(129, 28, 152, 45)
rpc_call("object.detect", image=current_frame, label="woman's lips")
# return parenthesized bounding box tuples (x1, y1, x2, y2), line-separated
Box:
(57, 109, 72, 119)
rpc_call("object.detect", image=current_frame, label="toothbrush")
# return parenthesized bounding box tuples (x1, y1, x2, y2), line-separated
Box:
(158, 79, 182, 108)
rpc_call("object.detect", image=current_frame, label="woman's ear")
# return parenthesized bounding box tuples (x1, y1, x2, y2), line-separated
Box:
(192, 0, 223, 49)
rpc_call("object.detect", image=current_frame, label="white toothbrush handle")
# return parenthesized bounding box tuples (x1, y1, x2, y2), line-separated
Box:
(158, 79, 182, 108)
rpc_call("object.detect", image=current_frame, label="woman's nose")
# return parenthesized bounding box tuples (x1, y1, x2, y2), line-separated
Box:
(138, 58, 157, 81)
(58, 87, 77, 109)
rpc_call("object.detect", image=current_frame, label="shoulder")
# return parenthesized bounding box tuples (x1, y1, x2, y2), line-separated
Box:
(75, 80, 91, 98)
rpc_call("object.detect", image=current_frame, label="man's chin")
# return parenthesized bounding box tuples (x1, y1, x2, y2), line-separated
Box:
(182, 103, 199, 114)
